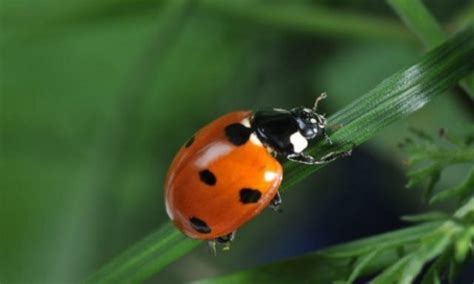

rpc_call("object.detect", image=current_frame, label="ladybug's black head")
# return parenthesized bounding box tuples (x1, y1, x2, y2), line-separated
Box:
(290, 107, 326, 140)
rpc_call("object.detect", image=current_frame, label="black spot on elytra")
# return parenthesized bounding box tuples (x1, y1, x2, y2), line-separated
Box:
(199, 169, 216, 186)
(225, 123, 252, 146)
(239, 188, 262, 204)
(190, 217, 211, 234)
(184, 135, 194, 148)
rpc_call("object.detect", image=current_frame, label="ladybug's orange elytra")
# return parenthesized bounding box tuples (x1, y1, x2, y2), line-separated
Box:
(165, 111, 283, 240)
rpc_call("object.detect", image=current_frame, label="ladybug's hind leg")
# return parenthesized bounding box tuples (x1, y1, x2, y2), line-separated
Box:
(216, 231, 236, 251)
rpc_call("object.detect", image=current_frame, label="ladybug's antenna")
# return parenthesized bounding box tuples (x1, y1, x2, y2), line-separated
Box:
(313, 92, 327, 112)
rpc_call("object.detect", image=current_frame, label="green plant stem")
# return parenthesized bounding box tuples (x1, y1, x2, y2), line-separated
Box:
(198, 0, 416, 43)
(388, 0, 474, 100)
(4, 0, 414, 44)
(85, 25, 474, 283)
(85, 223, 199, 283)
(387, 0, 446, 47)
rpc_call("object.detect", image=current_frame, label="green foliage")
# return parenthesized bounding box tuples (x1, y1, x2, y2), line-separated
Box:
(434, 168, 474, 204)
(198, 125, 474, 284)
(399, 127, 474, 203)
(2, 0, 473, 283)
(86, 25, 474, 283)
(198, 204, 474, 284)
(197, 224, 444, 283)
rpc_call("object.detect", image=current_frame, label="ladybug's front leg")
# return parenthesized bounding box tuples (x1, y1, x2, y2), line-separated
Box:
(287, 148, 352, 165)
(287, 152, 317, 164)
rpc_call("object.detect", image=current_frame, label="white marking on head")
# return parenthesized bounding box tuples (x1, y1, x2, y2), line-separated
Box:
(303, 108, 312, 113)
(195, 142, 233, 168)
(310, 118, 317, 123)
(240, 118, 251, 128)
(264, 171, 278, 182)
(250, 133, 263, 146)
(289, 131, 308, 153)
(273, 108, 287, 112)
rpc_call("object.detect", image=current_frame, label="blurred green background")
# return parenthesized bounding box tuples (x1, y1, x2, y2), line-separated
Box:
(1, 0, 473, 283)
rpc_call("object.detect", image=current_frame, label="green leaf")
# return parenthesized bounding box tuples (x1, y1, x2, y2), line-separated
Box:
(447, 258, 464, 284)
(402, 128, 474, 203)
(454, 197, 474, 219)
(84, 223, 199, 283)
(198, 0, 415, 43)
(398, 234, 451, 284)
(420, 249, 450, 284)
(430, 166, 474, 204)
(387, 0, 446, 47)
(405, 163, 442, 197)
(86, 26, 474, 283)
(453, 228, 474, 263)
(401, 211, 449, 223)
(319, 221, 442, 258)
(347, 250, 379, 283)
(388, 0, 474, 99)
(371, 253, 412, 284)
(371, 233, 451, 284)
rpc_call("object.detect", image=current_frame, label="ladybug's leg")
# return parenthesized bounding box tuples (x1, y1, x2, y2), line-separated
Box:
(208, 240, 217, 256)
(208, 232, 236, 254)
(268, 191, 282, 212)
(287, 149, 352, 165)
(217, 232, 235, 243)
(324, 132, 333, 145)
(317, 149, 352, 163)
(216, 231, 236, 251)
(287, 152, 318, 164)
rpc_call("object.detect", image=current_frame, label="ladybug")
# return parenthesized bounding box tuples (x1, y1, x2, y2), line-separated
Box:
(164, 93, 350, 249)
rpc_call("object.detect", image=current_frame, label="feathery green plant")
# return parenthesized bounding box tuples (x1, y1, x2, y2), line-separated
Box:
(400, 127, 474, 203)
(197, 199, 474, 283)
(85, 25, 474, 283)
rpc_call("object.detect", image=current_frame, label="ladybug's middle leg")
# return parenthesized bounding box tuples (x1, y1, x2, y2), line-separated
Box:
(268, 191, 282, 212)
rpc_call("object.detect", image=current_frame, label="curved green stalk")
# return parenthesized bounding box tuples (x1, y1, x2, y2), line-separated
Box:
(199, 0, 415, 43)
